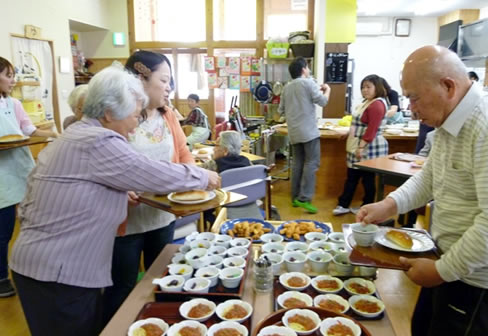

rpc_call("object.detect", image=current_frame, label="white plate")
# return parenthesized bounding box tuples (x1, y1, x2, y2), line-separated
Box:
(0, 135, 29, 143)
(403, 127, 419, 133)
(375, 229, 435, 252)
(168, 191, 216, 204)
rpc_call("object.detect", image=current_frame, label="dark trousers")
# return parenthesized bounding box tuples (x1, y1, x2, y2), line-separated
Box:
(0, 205, 16, 279)
(12, 271, 102, 336)
(412, 281, 488, 336)
(338, 168, 376, 208)
(102, 222, 175, 325)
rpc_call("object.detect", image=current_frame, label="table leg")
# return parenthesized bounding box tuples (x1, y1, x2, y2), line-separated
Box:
(198, 213, 205, 232)
(376, 173, 385, 201)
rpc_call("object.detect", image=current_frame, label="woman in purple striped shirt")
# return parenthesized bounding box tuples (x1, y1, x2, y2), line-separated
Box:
(9, 65, 220, 336)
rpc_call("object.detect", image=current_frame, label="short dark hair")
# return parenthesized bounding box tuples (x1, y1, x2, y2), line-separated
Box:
(288, 57, 308, 79)
(188, 94, 200, 102)
(361, 74, 387, 99)
(468, 71, 479, 81)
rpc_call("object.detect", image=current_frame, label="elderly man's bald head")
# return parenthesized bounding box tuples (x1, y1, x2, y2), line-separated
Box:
(402, 45, 468, 86)
(401, 45, 472, 127)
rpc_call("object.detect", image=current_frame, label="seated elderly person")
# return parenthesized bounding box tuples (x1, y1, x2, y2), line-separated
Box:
(201, 130, 263, 219)
(9, 65, 220, 336)
(63, 84, 88, 129)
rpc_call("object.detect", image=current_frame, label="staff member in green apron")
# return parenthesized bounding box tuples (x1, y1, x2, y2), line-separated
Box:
(0, 57, 57, 297)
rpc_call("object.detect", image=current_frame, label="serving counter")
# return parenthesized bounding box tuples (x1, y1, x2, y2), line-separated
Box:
(274, 126, 418, 198)
(102, 222, 397, 335)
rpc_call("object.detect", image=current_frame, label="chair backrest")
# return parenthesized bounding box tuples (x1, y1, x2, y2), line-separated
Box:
(220, 164, 268, 208)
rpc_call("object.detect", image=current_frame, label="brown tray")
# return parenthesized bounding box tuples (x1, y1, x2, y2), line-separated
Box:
(252, 306, 372, 336)
(136, 301, 251, 331)
(343, 224, 439, 271)
(139, 189, 246, 215)
(154, 245, 252, 302)
(273, 278, 384, 321)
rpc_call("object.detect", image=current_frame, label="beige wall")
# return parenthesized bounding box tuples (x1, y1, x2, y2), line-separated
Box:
(0, 0, 130, 126)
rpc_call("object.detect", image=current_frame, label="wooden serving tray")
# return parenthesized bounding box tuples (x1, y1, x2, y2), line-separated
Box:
(343, 224, 439, 271)
(273, 278, 384, 321)
(139, 189, 246, 216)
(154, 245, 252, 302)
(136, 302, 252, 331)
(252, 306, 372, 336)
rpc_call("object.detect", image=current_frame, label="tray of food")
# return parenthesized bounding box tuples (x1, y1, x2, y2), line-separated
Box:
(273, 273, 384, 321)
(153, 242, 252, 301)
(130, 298, 252, 336)
(259, 233, 377, 279)
(277, 220, 332, 242)
(252, 307, 372, 336)
(343, 224, 438, 271)
(221, 218, 275, 242)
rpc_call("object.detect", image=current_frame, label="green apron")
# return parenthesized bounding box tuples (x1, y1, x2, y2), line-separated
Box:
(0, 97, 35, 209)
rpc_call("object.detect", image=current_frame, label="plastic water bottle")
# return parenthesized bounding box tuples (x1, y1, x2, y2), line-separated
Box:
(254, 256, 273, 292)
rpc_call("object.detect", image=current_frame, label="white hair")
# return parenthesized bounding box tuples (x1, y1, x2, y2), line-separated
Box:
(82, 66, 148, 120)
(219, 131, 242, 156)
(67, 84, 88, 112)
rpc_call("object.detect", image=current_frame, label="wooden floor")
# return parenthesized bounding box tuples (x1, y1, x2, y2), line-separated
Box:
(1, 167, 419, 336)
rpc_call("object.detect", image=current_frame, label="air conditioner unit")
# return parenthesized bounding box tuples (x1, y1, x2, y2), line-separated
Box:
(356, 17, 392, 36)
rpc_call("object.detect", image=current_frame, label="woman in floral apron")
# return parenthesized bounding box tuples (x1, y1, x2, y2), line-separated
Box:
(333, 74, 388, 216)
(0, 57, 57, 297)
(103, 51, 196, 323)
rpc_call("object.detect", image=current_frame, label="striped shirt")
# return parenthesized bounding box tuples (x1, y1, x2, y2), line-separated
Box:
(389, 84, 488, 288)
(10, 118, 209, 288)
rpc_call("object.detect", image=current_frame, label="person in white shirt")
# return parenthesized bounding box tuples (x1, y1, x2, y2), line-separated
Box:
(357, 45, 488, 336)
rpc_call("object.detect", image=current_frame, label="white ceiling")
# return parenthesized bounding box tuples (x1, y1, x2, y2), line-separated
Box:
(357, 0, 488, 17)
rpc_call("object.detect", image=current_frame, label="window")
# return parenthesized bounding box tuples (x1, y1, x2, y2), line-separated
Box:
(177, 53, 209, 99)
(264, 0, 308, 39)
(134, 0, 206, 42)
(213, 0, 256, 41)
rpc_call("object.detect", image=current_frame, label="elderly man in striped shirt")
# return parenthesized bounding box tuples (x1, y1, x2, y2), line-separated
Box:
(358, 45, 488, 336)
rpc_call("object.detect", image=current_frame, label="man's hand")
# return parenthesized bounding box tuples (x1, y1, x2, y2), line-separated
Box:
(356, 198, 398, 224)
(399, 257, 444, 287)
(206, 171, 222, 190)
(127, 191, 140, 207)
(320, 83, 331, 99)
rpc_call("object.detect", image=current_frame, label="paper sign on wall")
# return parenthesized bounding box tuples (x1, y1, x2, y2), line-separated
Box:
(217, 77, 228, 89)
(227, 57, 240, 74)
(251, 58, 262, 75)
(229, 74, 240, 90)
(216, 56, 227, 68)
(241, 57, 251, 75)
(240, 76, 250, 92)
(208, 73, 218, 89)
(204, 56, 215, 72)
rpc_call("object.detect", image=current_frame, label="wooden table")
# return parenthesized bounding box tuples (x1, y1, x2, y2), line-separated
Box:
(354, 155, 422, 201)
(274, 126, 418, 198)
(101, 244, 397, 336)
(0, 136, 52, 151)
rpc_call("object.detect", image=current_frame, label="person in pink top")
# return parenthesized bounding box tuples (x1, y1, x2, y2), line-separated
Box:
(0, 57, 57, 298)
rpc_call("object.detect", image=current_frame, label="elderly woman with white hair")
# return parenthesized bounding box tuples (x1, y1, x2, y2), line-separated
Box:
(9, 66, 220, 336)
(201, 130, 263, 219)
(63, 84, 88, 129)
